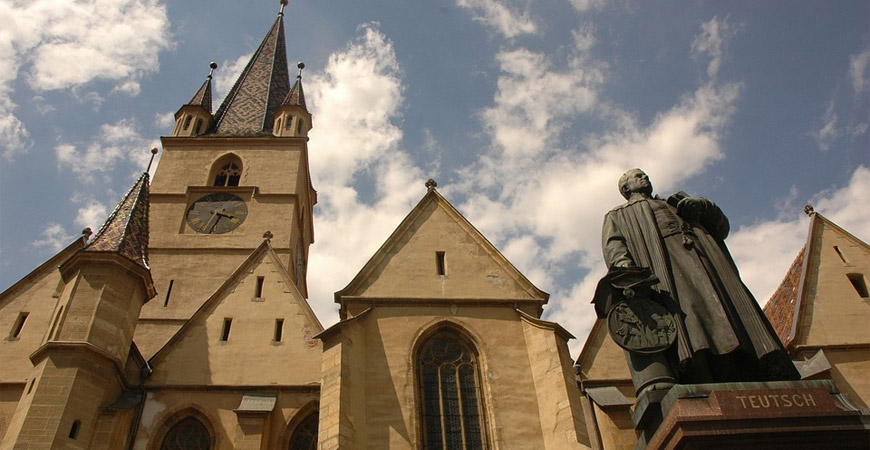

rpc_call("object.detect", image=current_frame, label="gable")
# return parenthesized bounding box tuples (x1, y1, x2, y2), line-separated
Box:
(794, 214, 870, 348)
(576, 319, 631, 383)
(337, 190, 547, 304)
(0, 239, 84, 381)
(147, 241, 323, 386)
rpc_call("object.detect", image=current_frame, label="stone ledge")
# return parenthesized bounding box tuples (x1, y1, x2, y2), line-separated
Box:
(646, 380, 870, 450)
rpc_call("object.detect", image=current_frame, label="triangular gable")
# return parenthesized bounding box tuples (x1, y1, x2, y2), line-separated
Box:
(0, 237, 86, 305)
(147, 239, 323, 385)
(784, 213, 870, 349)
(576, 319, 632, 384)
(335, 188, 548, 306)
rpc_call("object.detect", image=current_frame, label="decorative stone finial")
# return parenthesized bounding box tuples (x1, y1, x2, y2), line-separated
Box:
(82, 228, 93, 240)
(425, 179, 437, 190)
(263, 231, 274, 240)
(297, 61, 305, 78)
(208, 61, 218, 78)
(146, 147, 159, 173)
(279, 0, 288, 15)
(804, 204, 815, 216)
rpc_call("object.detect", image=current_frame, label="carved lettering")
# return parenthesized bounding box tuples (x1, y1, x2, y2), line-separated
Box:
(734, 393, 818, 409)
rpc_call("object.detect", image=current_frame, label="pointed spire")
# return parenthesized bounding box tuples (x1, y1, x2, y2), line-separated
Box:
(185, 62, 217, 113)
(282, 61, 308, 110)
(84, 172, 151, 270)
(212, 9, 291, 135)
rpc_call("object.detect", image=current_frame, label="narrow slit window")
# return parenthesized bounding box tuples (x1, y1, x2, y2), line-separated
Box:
(834, 246, 850, 265)
(69, 420, 80, 439)
(274, 319, 284, 342)
(255, 276, 265, 298)
(221, 318, 232, 342)
(847, 273, 869, 298)
(164, 280, 174, 307)
(10, 312, 28, 339)
(436, 251, 446, 276)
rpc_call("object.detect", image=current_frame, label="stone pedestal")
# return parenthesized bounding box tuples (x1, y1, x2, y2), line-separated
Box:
(645, 380, 870, 450)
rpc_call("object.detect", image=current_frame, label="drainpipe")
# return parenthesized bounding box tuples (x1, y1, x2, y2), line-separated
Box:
(126, 362, 153, 450)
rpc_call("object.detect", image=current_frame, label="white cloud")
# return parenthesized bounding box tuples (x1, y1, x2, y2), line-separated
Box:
(455, 0, 537, 38)
(0, 0, 171, 159)
(153, 111, 176, 132)
(454, 21, 743, 356)
(691, 17, 735, 79)
(569, 0, 607, 13)
(729, 165, 870, 306)
(55, 118, 160, 183)
(849, 50, 870, 94)
(75, 202, 109, 233)
(306, 24, 424, 326)
(30, 223, 75, 253)
(811, 100, 839, 151)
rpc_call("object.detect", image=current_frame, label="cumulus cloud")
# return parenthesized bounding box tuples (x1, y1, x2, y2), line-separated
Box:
(75, 201, 109, 233)
(455, 0, 538, 38)
(30, 223, 75, 253)
(0, 0, 170, 159)
(306, 24, 424, 325)
(55, 118, 160, 183)
(729, 165, 870, 306)
(451, 19, 743, 353)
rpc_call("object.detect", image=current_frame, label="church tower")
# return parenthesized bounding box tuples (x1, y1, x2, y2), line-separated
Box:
(138, 1, 316, 359)
(0, 174, 155, 450)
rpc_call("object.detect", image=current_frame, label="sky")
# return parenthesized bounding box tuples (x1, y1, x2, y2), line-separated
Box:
(0, 0, 868, 356)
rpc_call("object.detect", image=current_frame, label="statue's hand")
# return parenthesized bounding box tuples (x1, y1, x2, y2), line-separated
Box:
(677, 196, 707, 222)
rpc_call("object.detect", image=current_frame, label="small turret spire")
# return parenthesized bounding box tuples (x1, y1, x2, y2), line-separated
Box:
(84, 171, 151, 270)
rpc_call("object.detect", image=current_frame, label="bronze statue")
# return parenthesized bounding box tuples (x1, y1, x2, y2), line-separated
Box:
(594, 168, 799, 439)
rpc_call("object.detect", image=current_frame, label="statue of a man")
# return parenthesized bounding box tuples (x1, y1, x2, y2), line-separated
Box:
(600, 169, 799, 395)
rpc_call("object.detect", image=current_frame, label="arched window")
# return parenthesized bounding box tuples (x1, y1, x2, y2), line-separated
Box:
(418, 329, 486, 450)
(161, 417, 211, 450)
(287, 413, 318, 450)
(296, 119, 304, 135)
(211, 156, 242, 187)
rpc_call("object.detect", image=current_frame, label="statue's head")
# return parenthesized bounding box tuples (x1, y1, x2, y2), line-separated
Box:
(618, 168, 653, 200)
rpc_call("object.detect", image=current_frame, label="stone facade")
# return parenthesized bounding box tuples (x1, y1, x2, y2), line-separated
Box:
(1, 6, 868, 450)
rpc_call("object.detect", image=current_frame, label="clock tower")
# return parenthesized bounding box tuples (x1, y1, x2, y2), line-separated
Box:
(137, 5, 316, 358)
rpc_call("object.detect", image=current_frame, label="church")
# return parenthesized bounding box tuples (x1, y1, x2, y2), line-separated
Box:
(1, 4, 868, 450)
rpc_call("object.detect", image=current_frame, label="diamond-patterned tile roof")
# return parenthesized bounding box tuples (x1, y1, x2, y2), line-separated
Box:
(212, 15, 290, 135)
(187, 75, 213, 113)
(763, 245, 805, 348)
(283, 76, 307, 111)
(84, 172, 150, 270)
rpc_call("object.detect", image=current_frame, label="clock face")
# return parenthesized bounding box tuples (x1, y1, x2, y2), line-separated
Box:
(186, 193, 248, 234)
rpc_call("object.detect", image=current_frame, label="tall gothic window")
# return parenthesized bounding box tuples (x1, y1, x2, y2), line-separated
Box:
(418, 330, 486, 450)
(161, 417, 211, 450)
(287, 412, 318, 450)
(211, 155, 242, 187)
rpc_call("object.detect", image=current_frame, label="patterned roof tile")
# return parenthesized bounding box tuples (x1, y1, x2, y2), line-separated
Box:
(763, 245, 805, 348)
(212, 15, 290, 135)
(84, 173, 150, 270)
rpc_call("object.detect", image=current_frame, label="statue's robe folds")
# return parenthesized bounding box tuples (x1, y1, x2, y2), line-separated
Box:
(602, 196, 798, 380)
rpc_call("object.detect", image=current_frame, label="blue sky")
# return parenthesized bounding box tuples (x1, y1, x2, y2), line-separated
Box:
(1, 0, 868, 353)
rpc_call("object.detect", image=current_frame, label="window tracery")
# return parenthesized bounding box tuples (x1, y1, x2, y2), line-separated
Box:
(418, 330, 486, 450)
(288, 413, 318, 450)
(161, 417, 211, 450)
